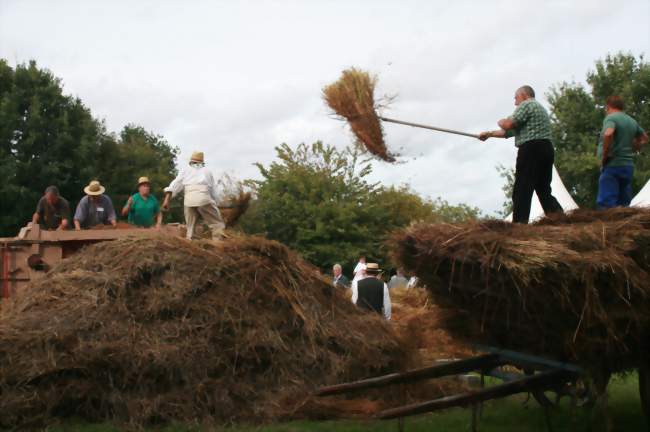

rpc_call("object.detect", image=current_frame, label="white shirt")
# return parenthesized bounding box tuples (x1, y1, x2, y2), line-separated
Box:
(164, 165, 219, 207)
(351, 276, 391, 320)
(352, 261, 366, 283)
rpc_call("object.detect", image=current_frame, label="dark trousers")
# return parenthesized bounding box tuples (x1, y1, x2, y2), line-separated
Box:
(512, 139, 564, 224)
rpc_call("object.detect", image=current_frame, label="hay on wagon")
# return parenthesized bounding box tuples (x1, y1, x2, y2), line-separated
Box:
(0, 235, 412, 428)
(390, 208, 650, 375)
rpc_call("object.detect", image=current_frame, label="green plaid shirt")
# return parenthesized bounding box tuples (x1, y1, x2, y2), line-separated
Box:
(504, 99, 552, 146)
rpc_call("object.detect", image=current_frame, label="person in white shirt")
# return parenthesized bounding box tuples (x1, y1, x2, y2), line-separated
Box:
(352, 256, 367, 284)
(161, 151, 225, 240)
(351, 263, 391, 320)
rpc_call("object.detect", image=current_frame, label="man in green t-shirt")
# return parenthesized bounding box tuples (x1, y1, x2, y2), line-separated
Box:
(596, 96, 648, 209)
(121, 177, 162, 228)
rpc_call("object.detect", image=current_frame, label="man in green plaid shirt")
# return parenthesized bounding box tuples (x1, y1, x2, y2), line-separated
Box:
(479, 85, 563, 223)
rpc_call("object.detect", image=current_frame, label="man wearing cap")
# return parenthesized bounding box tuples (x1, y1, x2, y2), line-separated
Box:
(121, 177, 162, 228)
(73, 180, 117, 230)
(161, 151, 225, 240)
(31, 186, 71, 230)
(351, 263, 391, 320)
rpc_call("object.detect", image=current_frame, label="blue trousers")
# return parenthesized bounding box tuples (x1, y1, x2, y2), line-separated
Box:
(597, 165, 633, 209)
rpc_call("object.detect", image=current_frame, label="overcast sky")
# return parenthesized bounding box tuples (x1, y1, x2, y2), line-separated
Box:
(1, 0, 648, 214)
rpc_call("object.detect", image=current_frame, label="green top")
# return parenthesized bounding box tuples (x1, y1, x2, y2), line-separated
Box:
(126, 193, 160, 227)
(597, 111, 645, 167)
(504, 99, 552, 146)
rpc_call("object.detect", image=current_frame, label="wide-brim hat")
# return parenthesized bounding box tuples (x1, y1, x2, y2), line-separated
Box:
(190, 151, 204, 163)
(137, 176, 150, 186)
(84, 180, 105, 196)
(365, 263, 383, 274)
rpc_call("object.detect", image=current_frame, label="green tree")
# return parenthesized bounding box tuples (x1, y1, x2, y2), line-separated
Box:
(548, 53, 650, 208)
(0, 60, 103, 236)
(245, 142, 380, 271)
(0, 60, 180, 236)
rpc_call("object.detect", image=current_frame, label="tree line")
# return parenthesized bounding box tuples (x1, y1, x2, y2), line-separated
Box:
(0, 60, 181, 236)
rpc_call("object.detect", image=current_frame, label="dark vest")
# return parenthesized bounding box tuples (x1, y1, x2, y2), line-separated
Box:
(357, 278, 384, 314)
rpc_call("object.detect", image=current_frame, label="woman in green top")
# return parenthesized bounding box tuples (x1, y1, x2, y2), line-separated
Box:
(121, 176, 162, 228)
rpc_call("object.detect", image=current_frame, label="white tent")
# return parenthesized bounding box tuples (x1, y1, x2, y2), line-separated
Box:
(631, 180, 650, 207)
(505, 165, 579, 222)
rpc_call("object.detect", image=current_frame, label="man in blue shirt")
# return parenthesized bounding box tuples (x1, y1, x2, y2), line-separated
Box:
(73, 180, 117, 230)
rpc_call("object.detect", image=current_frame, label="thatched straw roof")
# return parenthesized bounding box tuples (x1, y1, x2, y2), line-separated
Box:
(0, 235, 410, 428)
(323, 68, 395, 162)
(390, 208, 650, 374)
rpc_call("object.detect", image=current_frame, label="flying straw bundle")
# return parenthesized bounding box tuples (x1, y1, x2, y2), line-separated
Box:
(217, 174, 252, 227)
(390, 208, 650, 376)
(323, 68, 395, 162)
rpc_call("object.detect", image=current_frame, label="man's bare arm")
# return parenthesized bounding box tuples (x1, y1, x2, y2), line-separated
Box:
(479, 129, 508, 141)
(602, 127, 615, 166)
(633, 131, 648, 152)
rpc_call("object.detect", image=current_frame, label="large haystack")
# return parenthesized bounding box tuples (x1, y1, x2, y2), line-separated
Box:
(0, 235, 410, 428)
(390, 208, 650, 375)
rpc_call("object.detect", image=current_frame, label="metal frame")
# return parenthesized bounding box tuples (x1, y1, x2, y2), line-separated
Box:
(316, 347, 583, 431)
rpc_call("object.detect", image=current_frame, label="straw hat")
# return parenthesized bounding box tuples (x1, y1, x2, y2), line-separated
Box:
(83, 180, 105, 196)
(137, 176, 150, 186)
(365, 263, 383, 274)
(190, 151, 204, 163)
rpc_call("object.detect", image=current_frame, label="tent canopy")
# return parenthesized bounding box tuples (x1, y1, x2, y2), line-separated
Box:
(631, 180, 650, 207)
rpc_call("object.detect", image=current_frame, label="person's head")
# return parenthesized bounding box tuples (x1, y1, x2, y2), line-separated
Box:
(396, 268, 404, 277)
(359, 256, 366, 264)
(44, 186, 60, 205)
(514, 85, 535, 106)
(606, 95, 625, 114)
(365, 263, 382, 279)
(333, 263, 342, 277)
(137, 176, 151, 196)
(84, 180, 105, 202)
(190, 151, 205, 168)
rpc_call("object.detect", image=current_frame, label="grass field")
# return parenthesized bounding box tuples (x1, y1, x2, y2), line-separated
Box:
(46, 374, 645, 432)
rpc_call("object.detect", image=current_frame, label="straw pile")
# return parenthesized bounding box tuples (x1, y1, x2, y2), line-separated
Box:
(0, 235, 410, 428)
(323, 68, 395, 162)
(390, 287, 473, 364)
(390, 208, 650, 375)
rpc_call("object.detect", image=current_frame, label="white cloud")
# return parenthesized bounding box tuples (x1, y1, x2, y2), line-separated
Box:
(1, 0, 648, 214)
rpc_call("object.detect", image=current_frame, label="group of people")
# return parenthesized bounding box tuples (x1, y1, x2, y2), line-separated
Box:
(332, 256, 419, 321)
(31, 151, 225, 240)
(479, 87, 647, 223)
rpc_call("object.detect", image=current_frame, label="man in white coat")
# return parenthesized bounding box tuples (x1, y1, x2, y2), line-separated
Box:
(161, 151, 225, 240)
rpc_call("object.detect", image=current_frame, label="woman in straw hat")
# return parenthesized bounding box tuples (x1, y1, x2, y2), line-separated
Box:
(73, 180, 117, 230)
(351, 263, 391, 320)
(162, 151, 225, 240)
(121, 177, 162, 228)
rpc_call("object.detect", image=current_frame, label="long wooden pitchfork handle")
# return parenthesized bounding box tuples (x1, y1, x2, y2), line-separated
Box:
(379, 116, 480, 139)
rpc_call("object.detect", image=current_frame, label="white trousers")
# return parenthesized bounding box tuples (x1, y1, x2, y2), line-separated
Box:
(184, 203, 225, 240)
